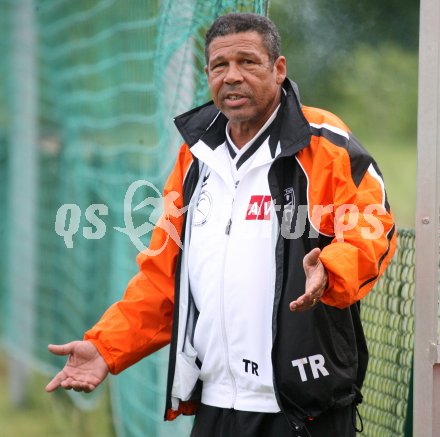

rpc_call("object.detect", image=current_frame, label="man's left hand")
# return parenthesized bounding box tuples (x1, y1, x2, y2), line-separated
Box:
(289, 248, 328, 312)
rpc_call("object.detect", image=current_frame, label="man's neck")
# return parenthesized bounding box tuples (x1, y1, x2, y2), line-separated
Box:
(227, 103, 282, 150)
(228, 124, 260, 149)
(227, 90, 283, 149)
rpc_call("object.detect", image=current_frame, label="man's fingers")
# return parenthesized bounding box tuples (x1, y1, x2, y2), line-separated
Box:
(60, 377, 96, 392)
(45, 380, 59, 392)
(289, 249, 327, 312)
(60, 377, 75, 389)
(290, 301, 318, 312)
(45, 372, 97, 393)
(45, 340, 105, 394)
(45, 371, 66, 392)
(72, 381, 95, 392)
(289, 293, 318, 311)
(47, 342, 75, 356)
(303, 247, 321, 267)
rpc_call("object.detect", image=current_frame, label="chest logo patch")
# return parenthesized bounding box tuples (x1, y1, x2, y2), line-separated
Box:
(193, 191, 212, 226)
(283, 187, 295, 206)
(246, 195, 272, 220)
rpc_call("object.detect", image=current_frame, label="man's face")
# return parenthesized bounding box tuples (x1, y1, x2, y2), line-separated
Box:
(205, 31, 286, 130)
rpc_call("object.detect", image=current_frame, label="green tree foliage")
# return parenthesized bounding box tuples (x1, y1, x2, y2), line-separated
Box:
(269, 0, 419, 226)
(327, 43, 418, 145)
(269, 0, 419, 105)
(331, 0, 419, 49)
(327, 44, 418, 227)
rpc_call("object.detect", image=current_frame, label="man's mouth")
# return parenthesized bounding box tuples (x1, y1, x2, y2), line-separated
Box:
(224, 93, 247, 106)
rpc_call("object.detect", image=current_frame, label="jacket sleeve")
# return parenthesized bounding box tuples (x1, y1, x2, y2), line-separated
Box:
(304, 134, 396, 309)
(84, 144, 193, 374)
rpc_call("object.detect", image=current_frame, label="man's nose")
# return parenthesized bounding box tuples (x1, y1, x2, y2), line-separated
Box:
(223, 62, 243, 84)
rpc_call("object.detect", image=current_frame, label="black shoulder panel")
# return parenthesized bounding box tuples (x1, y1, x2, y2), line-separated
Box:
(310, 126, 347, 148)
(346, 134, 374, 187)
(310, 126, 374, 188)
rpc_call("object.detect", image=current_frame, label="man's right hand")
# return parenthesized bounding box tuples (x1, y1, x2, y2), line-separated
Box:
(45, 340, 109, 393)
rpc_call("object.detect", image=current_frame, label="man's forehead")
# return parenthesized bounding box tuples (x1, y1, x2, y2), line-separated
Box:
(207, 31, 267, 59)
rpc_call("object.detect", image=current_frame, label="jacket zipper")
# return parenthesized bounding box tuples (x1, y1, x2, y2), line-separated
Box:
(220, 206, 237, 408)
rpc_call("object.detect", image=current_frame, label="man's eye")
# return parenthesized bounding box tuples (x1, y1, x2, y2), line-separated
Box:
(243, 59, 255, 64)
(212, 63, 225, 69)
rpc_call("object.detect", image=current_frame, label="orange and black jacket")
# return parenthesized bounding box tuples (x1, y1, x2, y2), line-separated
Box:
(85, 78, 396, 430)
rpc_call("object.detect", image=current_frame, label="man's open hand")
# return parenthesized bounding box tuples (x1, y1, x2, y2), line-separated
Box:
(289, 248, 328, 312)
(45, 340, 109, 393)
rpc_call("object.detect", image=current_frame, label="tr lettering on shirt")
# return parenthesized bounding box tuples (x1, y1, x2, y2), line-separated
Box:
(246, 195, 272, 220)
(243, 359, 259, 376)
(291, 354, 330, 382)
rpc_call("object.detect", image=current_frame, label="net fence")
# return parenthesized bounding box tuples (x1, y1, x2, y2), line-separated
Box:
(0, 1, 416, 436)
(2, 0, 266, 436)
(0, 1, 10, 339)
(360, 229, 415, 437)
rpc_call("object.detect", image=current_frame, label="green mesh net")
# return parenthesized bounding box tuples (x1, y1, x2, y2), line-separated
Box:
(2, 0, 266, 435)
(0, 1, 417, 436)
(360, 229, 415, 436)
(0, 0, 11, 343)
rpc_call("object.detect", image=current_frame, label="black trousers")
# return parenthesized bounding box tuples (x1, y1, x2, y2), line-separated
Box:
(190, 403, 356, 437)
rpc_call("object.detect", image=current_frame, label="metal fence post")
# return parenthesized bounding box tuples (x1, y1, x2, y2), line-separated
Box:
(7, 0, 38, 406)
(414, 0, 440, 435)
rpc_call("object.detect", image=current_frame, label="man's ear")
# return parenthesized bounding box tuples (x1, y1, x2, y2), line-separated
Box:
(274, 56, 287, 85)
(204, 65, 209, 78)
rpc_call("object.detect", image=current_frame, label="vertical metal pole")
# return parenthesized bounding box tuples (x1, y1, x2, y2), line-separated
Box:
(414, 0, 440, 435)
(7, 0, 38, 406)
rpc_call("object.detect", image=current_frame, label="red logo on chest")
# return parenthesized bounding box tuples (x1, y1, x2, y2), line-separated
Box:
(245, 195, 272, 220)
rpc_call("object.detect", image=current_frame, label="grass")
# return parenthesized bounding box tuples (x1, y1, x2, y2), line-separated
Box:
(0, 354, 115, 437)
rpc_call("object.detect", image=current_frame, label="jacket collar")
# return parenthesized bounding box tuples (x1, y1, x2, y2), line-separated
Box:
(173, 78, 312, 157)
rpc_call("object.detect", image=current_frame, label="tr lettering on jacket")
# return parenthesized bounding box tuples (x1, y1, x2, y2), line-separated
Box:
(291, 354, 329, 382)
(243, 359, 259, 376)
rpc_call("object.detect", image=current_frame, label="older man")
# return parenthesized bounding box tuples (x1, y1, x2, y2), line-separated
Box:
(46, 13, 396, 437)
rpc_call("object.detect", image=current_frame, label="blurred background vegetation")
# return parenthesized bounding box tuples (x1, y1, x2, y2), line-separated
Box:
(0, 0, 419, 436)
(270, 0, 419, 227)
